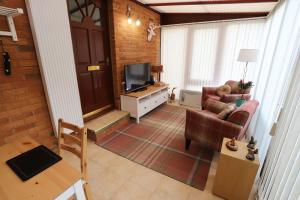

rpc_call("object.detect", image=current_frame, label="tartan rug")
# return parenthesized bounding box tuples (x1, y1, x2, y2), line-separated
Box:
(96, 104, 214, 190)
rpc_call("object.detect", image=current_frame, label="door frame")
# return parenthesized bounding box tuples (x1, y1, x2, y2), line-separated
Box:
(66, 0, 117, 121)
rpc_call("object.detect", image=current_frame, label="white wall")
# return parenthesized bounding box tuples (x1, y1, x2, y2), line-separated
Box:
(26, 0, 84, 135)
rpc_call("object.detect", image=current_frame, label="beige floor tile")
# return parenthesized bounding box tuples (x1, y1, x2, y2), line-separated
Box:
(129, 164, 164, 192)
(89, 166, 128, 200)
(105, 156, 137, 179)
(87, 142, 107, 159)
(188, 188, 223, 200)
(87, 159, 106, 180)
(89, 148, 120, 168)
(149, 191, 175, 200)
(154, 176, 192, 200)
(109, 181, 152, 200)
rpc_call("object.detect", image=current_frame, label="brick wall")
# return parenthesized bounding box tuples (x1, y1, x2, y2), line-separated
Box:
(0, 0, 55, 147)
(0, 0, 160, 146)
(110, 0, 161, 108)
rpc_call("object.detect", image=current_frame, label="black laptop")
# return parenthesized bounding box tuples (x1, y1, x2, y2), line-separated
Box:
(6, 145, 62, 181)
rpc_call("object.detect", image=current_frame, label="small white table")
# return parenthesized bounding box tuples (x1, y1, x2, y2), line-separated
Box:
(0, 136, 86, 200)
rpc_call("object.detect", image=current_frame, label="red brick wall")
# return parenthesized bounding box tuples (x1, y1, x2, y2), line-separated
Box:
(110, 0, 161, 108)
(0, 0, 160, 146)
(0, 0, 55, 147)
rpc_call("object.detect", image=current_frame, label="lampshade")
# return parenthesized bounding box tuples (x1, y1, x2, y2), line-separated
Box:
(151, 65, 163, 73)
(237, 49, 258, 62)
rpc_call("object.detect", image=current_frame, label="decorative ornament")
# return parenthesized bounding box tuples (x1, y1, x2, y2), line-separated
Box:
(246, 148, 256, 161)
(147, 21, 160, 42)
(254, 148, 258, 154)
(226, 137, 238, 151)
(247, 136, 257, 149)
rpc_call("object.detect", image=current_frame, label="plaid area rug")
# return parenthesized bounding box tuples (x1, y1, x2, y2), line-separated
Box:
(97, 104, 214, 190)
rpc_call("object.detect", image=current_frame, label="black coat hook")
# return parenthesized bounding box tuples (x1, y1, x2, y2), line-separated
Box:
(1, 39, 11, 76)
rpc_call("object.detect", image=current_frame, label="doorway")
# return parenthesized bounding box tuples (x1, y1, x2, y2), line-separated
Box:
(67, 0, 114, 120)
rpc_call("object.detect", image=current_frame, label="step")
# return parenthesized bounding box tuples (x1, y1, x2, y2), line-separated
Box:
(85, 110, 130, 143)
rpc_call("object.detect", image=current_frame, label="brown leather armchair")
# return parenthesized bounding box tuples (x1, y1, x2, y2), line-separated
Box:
(185, 100, 259, 151)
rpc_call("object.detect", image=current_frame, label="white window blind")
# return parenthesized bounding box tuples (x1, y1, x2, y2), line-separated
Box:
(258, 48, 300, 200)
(161, 19, 266, 97)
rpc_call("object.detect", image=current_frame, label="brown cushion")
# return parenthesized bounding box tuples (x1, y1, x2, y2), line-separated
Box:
(204, 99, 228, 114)
(217, 104, 236, 120)
(216, 85, 231, 97)
(206, 95, 221, 102)
(226, 81, 240, 94)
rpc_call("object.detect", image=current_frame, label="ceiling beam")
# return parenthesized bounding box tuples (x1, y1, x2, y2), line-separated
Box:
(161, 12, 268, 25)
(146, 0, 278, 7)
(129, 0, 161, 14)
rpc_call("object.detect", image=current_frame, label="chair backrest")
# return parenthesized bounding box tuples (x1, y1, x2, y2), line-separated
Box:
(227, 100, 259, 127)
(58, 119, 88, 181)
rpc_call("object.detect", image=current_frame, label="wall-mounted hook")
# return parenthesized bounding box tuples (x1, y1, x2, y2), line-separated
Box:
(1, 39, 11, 76)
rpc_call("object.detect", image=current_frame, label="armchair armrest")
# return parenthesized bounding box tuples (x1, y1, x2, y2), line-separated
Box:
(202, 87, 217, 105)
(221, 94, 251, 103)
(185, 109, 242, 151)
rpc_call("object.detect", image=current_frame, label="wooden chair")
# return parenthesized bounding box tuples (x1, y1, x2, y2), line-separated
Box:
(58, 119, 93, 200)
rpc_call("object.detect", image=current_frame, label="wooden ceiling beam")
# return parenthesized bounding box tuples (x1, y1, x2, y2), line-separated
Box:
(146, 0, 278, 7)
(161, 12, 268, 25)
(129, 0, 161, 14)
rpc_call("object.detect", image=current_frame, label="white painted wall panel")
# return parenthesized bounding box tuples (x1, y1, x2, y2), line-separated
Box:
(26, 0, 84, 135)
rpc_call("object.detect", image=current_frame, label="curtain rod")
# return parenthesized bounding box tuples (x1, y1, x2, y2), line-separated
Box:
(161, 16, 267, 27)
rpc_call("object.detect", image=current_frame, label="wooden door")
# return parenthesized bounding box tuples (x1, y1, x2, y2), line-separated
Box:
(67, 0, 114, 118)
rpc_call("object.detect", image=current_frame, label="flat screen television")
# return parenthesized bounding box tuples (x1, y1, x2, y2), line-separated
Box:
(124, 63, 151, 93)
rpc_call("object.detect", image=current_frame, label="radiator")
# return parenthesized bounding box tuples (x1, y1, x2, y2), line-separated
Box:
(26, 0, 84, 135)
(179, 90, 202, 108)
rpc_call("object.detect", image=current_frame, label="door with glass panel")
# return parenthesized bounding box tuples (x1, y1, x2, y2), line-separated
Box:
(67, 0, 114, 119)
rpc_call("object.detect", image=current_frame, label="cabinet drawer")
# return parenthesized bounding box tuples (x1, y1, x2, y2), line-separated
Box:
(159, 92, 168, 104)
(138, 99, 151, 116)
(151, 95, 161, 109)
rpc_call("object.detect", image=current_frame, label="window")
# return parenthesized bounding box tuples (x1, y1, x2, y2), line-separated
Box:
(161, 19, 266, 97)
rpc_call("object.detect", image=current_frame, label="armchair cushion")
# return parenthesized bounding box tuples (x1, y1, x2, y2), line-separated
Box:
(216, 84, 231, 97)
(217, 104, 236, 120)
(204, 99, 228, 114)
(206, 95, 221, 102)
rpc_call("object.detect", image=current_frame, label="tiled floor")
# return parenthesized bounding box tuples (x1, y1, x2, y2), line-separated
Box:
(61, 140, 224, 200)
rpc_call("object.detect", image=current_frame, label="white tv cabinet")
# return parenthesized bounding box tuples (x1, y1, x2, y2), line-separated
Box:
(121, 85, 168, 123)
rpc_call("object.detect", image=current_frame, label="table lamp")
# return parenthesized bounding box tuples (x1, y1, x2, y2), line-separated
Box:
(151, 65, 165, 87)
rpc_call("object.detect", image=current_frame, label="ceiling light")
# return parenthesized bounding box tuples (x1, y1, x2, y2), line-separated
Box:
(128, 16, 132, 24)
(135, 18, 141, 26)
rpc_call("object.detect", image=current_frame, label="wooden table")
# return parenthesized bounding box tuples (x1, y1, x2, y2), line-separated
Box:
(0, 136, 86, 200)
(213, 138, 260, 200)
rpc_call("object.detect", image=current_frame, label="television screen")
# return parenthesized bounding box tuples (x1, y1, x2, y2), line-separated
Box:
(124, 63, 151, 93)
